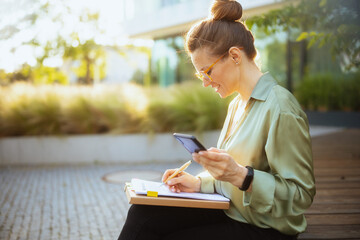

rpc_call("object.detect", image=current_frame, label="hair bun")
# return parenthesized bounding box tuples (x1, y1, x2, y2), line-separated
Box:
(210, 0, 243, 22)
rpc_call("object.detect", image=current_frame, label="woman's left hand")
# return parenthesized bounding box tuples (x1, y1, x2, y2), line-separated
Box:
(192, 147, 247, 188)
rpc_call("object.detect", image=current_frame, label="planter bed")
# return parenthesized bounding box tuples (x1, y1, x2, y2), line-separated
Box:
(0, 126, 343, 165)
(0, 131, 221, 165)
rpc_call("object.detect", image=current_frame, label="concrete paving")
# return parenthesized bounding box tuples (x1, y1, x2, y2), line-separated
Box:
(0, 126, 348, 240)
(0, 163, 204, 240)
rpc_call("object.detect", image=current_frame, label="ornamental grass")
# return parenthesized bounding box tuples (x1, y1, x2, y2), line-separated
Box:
(0, 82, 231, 137)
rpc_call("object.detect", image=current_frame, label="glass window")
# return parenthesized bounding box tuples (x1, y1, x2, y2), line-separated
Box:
(151, 36, 194, 86)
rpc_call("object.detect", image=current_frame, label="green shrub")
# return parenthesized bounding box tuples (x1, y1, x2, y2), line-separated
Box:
(168, 82, 230, 133)
(342, 73, 360, 111)
(0, 82, 231, 137)
(294, 73, 360, 111)
(0, 84, 63, 136)
(143, 87, 175, 133)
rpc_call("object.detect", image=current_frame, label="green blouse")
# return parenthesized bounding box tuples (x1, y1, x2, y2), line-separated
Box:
(197, 73, 316, 235)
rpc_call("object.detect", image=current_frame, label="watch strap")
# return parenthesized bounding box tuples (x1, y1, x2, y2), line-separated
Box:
(239, 166, 254, 191)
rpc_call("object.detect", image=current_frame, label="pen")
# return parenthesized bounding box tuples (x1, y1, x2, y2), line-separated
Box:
(162, 160, 192, 185)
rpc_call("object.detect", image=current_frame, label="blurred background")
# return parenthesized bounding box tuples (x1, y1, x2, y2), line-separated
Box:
(0, 1, 359, 239)
(0, 0, 359, 136)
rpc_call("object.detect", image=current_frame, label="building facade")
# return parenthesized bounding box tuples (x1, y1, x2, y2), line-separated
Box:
(115, 0, 293, 86)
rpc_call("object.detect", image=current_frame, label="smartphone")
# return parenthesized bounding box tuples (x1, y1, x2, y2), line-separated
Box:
(173, 133, 207, 154)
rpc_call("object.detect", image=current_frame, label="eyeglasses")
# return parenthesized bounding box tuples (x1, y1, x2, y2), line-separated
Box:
(195, 53, 226, 82)
(195, 47, 244, 82)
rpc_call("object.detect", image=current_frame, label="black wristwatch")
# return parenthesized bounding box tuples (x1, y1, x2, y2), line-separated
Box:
(239, 166, 254, 191)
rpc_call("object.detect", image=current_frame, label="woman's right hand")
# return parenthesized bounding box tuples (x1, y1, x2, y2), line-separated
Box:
(162, 170, 201, 193)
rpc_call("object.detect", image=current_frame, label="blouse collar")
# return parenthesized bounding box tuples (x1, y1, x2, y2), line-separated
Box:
(249, 72, 278, 102)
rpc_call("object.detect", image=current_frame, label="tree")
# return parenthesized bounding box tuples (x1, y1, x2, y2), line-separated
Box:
(0, 0, 108, 84)
(246, 0, 360, 83)
(62, 35, 107, 84)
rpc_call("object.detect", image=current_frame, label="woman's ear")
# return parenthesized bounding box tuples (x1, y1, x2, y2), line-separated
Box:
(228, 47, 242, 65)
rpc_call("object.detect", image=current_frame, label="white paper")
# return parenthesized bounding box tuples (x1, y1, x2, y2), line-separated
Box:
(131, 178, 229, 202)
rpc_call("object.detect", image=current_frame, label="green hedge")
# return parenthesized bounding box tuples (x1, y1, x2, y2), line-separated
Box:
(294, 73, 360, 111)
(0, 82, 232, 137)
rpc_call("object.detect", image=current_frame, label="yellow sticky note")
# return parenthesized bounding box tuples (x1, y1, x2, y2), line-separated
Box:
(147, 191, 158, 197)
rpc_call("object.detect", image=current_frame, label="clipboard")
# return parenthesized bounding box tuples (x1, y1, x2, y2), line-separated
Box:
(124, 184, 230, 210)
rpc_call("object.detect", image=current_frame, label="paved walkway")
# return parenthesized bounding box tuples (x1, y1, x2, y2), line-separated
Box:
(0, 126, 355, 240)
(0, 162, 204, 240)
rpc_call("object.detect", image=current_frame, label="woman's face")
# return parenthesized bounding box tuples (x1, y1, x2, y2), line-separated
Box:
(191, 48, 238, 98)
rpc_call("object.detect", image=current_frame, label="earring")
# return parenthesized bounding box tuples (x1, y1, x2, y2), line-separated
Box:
(233, 58, 239, 64)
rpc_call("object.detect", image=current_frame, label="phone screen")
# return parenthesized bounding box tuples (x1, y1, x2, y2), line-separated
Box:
(173, 133, 207, 154)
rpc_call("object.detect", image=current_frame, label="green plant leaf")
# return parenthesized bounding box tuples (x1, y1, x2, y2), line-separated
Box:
(307, 37, 317, 49)
(319, 0, 327, 7)
(296, 32, 309, 41)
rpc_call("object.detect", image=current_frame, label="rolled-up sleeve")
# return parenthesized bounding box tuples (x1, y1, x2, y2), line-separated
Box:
(197, 171, 215, 193)
(243, 112, 316, 217)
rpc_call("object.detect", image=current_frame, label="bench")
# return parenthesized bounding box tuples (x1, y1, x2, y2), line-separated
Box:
(299, 129, 360, 239)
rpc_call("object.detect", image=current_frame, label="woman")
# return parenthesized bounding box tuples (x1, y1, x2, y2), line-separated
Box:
(119, 0, 315, 239)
